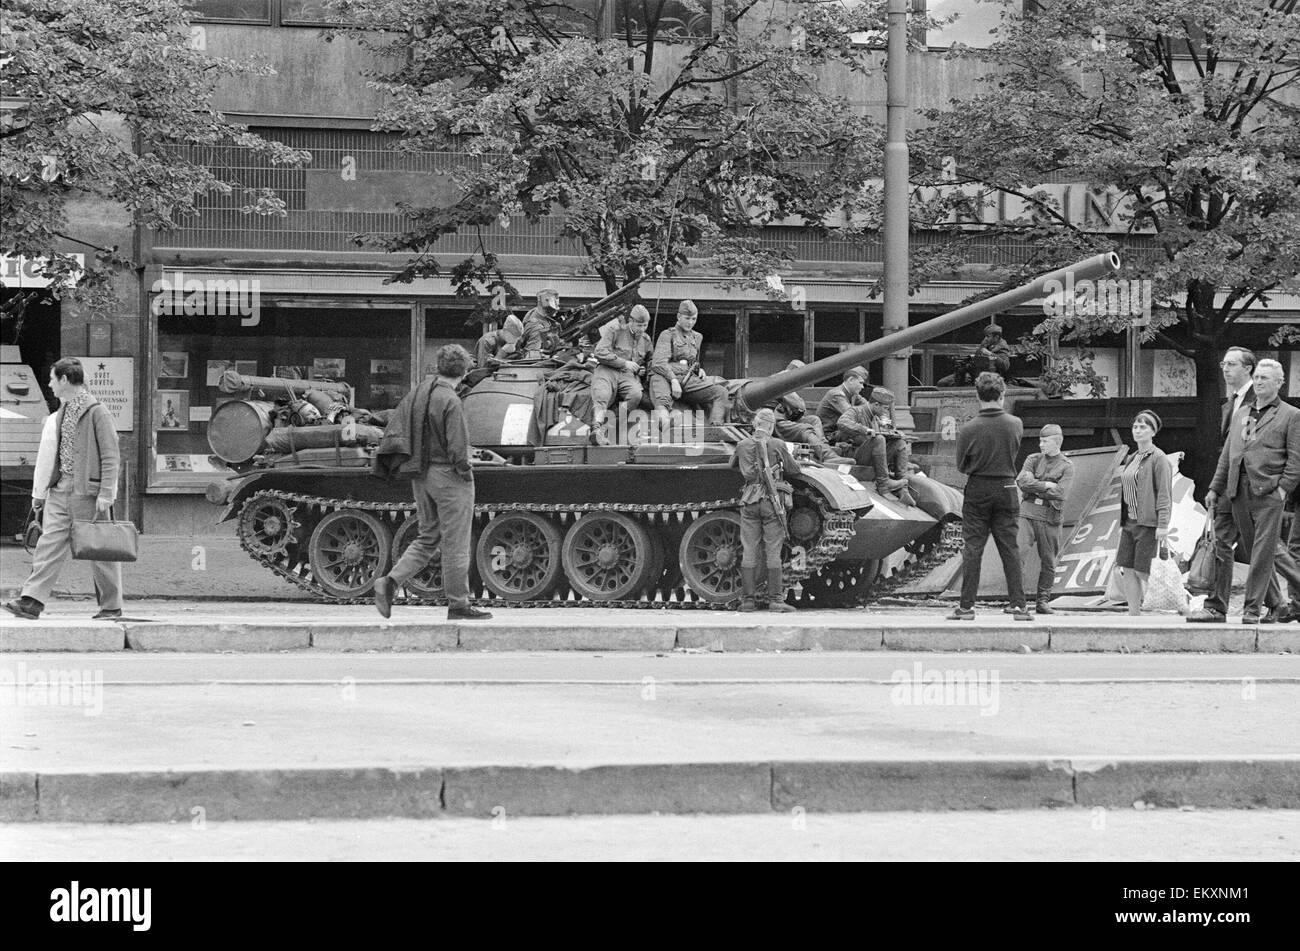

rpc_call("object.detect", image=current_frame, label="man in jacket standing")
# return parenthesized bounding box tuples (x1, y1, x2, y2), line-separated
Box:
(1016, 423, 1075, 614)
(1197, 359, 1300, 624)
(949, 372, 1031, 621)
(373, 344, 491, 621)
(4, 358, 124, 620)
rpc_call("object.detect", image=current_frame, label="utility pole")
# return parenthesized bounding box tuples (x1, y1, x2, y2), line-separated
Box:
(882, 0, 912, 426)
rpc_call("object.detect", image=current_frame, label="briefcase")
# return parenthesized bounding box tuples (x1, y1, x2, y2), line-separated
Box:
(71, 507, 139, 562)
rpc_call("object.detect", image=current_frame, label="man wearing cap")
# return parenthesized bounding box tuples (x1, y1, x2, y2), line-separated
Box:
(836, 387, 912, 499)
(768, 360, 850, 464)
(1016, 423, 1075, 614)
(590, 304, 653, 446)
(815, 367, 869, 443)
(519, 288, 565, 358)
(650, 300, 725, 429)
(972, 324, 1012, 378)
(731, 407, 799, 613)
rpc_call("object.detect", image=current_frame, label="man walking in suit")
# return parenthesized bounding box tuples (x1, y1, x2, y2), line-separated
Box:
(1197, 359, 1300, 624)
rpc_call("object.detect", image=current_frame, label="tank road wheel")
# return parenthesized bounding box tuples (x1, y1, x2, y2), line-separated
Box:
(238, 494, 300, 557)
(307, 509, 392, 599)
(561, 513, 658, 601)
(476, 512, 563, 601)
(390, 516, 443, 599)
(679, 511, 744, 603)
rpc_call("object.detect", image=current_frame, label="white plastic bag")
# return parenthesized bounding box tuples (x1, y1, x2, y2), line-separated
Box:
(1143, 547, 1189, 613)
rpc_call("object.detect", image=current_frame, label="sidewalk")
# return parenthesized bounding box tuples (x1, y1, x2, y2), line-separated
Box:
(2, 599, 1297, 653)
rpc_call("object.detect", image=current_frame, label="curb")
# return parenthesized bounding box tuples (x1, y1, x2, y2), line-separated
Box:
(5, 758, 1298, 822)
(2, 619, 1298, 653)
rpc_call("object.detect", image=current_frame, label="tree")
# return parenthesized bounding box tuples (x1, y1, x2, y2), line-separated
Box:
(332, 0, 913, 307)
(1, 0, 307, 322)
(913, 0, 1300, 463)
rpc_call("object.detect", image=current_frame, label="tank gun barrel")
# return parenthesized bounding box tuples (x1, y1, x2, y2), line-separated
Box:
(734, 252, 1121, 415)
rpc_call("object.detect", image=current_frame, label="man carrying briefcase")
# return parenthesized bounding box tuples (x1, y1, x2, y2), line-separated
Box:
(4, 357, 126, 621)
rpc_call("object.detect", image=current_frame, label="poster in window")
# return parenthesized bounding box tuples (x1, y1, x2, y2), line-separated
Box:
(369, 384, 406, 406)
(370, 359, 404, 376)
(155, 390, 190, 432)
(206, 360, 232, 386)
(312, 357, 346, 381)
(235, 360, 259, 377)
(158, 351, 190, 379)
(274, 365, 309, 380)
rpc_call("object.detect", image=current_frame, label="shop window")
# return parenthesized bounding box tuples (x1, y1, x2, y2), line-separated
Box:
(281, 0, 341, 23)
(745, 312, 806, 379)
(184, 0, 272, 23)
(152, 303, 411, 488)
(809, 310, 862, 386)
(423, 307, 481, 377)
(617, 0, 712, 38)
(689, 311, 738, 379)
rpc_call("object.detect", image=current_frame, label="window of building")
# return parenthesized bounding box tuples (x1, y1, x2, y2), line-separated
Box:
(744, 312, 807, 380)
(184, 0, 272, 24)
(151, 301, 411, 488)
(924, 0, 1015, 49)
(617, 0, 712, 38)
(422, 307, 481, 377)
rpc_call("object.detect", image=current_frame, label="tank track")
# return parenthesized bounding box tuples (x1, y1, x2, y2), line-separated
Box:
(793, 519, 964, 609)
(235, 488, 858, 609)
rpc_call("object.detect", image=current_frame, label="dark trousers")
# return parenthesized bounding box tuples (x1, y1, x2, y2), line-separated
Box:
(850, 434, 908, 478)
(740, 499, 785, 569)
(1019, 516, 1062, 599)
(389, 465, 475, 609)
(1214, 486, 1286, 615)
(1205, 502, 1280, 614)
(960, 475, 1024, 609)
(1286, 510, 1300, 604)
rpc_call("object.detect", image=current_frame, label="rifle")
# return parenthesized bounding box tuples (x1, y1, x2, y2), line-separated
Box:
(759, 438, 792, 542)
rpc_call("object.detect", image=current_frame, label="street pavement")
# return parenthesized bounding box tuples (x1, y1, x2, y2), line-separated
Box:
(3, 651, 1297, 821)
(6, 810, 1298, 861)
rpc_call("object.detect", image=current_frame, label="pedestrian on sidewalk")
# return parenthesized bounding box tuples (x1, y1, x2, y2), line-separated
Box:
(732, 408, 799, 613)
(1114, 410, 1173, 616)
(1016, 423, 1075, 614)
(4, 358, 125, 621)
(949, 372, 1030, 621)
(1196, 360, 1300, 624)
(372, 344, 491, 622)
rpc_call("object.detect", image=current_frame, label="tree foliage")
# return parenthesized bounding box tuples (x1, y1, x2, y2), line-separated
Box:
(914, 0, 1300, 404)
(332, 0, 912, 295)
(0, 0, 307, 319)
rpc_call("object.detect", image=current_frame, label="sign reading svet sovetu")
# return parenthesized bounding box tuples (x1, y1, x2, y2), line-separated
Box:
(87, 358, 134, 432)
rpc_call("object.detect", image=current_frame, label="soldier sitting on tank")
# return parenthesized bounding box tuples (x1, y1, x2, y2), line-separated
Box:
(473, 313, 524, 368)
(518, 288, 565, 358)
(837, 387, 914, 502)
(767, 360, 851, 465)
(649, 300, 726, 435)
(815, 366, 869, 443)
(732, 408, 799, 614)
(972, 324, 1013, 377)
(589, 303, 653, 446)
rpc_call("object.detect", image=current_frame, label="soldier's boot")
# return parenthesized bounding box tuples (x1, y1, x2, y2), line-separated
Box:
(768, 568, 796, 613)
(589, 409, 612, 446)
(738, 567, 758, 612)
(1035, 592, 1056, 615)
(812, 441, 853, 466)
(876, 476, 909, 497)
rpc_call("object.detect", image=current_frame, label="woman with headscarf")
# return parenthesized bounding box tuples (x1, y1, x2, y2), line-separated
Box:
(1114, 409, 1173, 614)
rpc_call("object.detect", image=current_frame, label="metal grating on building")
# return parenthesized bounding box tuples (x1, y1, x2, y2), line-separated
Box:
(154, 128, 1164, 266)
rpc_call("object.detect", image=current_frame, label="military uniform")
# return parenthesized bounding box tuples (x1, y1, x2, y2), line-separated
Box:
(816, 384, 868, 442)
(1016, 449, 1076, 606)
(519, 304, 563, 358)
(732, 425, 800, 612)
(591, 316, 652, 424)
(837, 398, 911, 492)
(650, 325, 725, 422)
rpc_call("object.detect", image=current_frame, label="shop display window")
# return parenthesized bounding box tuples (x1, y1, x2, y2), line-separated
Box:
(151, 303, 411, 488)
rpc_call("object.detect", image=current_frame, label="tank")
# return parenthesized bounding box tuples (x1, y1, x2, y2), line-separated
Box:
(206, 253, 1121, 607)
(1, 345, 51, 538)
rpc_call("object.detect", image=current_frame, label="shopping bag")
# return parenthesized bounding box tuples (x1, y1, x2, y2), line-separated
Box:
(71, 506, 139, 562)
(1186, 534, 1216, 594)
(1143, 545, 1188, 612)
(1104, 564, 1125, 603)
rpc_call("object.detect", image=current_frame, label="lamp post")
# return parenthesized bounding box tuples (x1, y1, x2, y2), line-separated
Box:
(882, 0, 913, 427)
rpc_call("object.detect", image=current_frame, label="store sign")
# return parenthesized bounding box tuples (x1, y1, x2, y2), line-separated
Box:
(87, 358, 134, 432)
(0, 253, 85, 288)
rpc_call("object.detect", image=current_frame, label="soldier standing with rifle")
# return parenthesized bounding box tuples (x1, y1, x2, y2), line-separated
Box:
(732, 408, 799, 613)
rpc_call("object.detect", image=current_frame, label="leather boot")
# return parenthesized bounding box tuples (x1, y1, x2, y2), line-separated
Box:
(738, 566, 757, 612)
(1035, 597, 1056, 615)
(768, 568, 796, 613)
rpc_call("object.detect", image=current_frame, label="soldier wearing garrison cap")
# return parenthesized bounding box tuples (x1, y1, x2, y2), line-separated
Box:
(1015, 422, 1075, 613)
(589, 303, 653, 445)
(835, 385, 913, 501)
(815, 366, 869, 443)
(731, 407, 800, 614)
(768, 360, 850, 465)
(650, 299, 725, 430)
